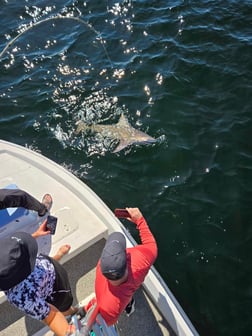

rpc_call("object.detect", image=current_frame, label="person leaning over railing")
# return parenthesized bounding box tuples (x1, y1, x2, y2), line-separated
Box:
(86, 207, 158, 326)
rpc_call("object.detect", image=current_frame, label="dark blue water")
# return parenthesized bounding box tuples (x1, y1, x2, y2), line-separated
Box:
(1, 1, 252, 335)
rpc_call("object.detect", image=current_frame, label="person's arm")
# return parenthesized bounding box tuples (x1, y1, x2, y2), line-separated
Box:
(43, 304, 75, 336)
(32, 219, 50, 239)
(0, 188, 46, 215)
(126, 207, 158, 263)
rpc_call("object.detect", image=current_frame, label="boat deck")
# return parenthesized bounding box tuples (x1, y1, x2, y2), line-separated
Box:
(0, 239, 174, 336)
(0, 143, 109, 259)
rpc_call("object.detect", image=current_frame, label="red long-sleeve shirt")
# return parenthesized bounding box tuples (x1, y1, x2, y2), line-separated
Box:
(95, 216, 158, 325)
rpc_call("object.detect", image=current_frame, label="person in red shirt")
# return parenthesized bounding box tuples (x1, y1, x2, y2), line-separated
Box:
(94, 207, 158, 326)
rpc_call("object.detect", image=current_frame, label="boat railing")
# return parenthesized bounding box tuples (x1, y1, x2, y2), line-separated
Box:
(71, 302, 119, 336)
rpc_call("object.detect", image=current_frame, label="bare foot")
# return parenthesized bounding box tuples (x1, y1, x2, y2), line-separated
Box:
(53, 244, 71, 261)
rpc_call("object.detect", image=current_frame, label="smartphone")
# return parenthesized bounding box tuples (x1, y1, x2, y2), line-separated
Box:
(114, 209, 130, 218)
(46, 215, 58, 235)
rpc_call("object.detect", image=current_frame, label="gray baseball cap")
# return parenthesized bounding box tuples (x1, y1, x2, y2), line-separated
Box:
(100, 232, 127, 280)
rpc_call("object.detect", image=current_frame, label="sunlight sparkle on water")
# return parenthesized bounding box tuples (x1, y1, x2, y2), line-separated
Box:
(144, 85, 151, 96)
(113, 69, 125, 79)
(58, 64, 81, 76)
(23, 57, 34, 69)
(156, 73, 163, 85)
(44, 40, 57, 49)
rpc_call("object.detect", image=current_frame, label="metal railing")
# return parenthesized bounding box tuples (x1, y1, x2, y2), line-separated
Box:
(70, 303, 119, 336)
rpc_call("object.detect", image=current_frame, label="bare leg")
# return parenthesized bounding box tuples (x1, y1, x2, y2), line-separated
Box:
(51, 245, 78, 315)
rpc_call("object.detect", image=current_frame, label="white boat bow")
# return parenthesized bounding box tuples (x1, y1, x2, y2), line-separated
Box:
(0, 139, 198, 336)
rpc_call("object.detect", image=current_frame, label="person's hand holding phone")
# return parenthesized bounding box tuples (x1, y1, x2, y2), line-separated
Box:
(125, 208, 143, 223)
(32, 219, 51, 239)
(46, 215, 58, 235)
(114, 208, 143, 224)
(114, 209, 130, 218)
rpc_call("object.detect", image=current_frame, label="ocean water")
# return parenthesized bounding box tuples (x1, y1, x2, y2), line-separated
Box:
(0, 1, 252, 335)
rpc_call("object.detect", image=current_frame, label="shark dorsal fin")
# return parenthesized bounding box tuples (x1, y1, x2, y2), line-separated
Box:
(117, 113, 130, 127)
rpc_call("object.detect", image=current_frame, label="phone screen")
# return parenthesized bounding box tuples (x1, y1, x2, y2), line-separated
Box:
(46, 215, 58, 235)
(114, 209, 130, 218)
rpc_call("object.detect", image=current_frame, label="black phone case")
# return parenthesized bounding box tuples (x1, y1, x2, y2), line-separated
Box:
(114, 209, 130, 218)
(46, 215, 58, 235)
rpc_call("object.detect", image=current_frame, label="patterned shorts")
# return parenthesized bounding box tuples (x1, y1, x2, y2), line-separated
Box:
(43, 255, 73, 312)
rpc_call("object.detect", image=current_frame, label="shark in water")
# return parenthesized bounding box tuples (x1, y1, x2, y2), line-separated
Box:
(75, 113, 157, 153)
